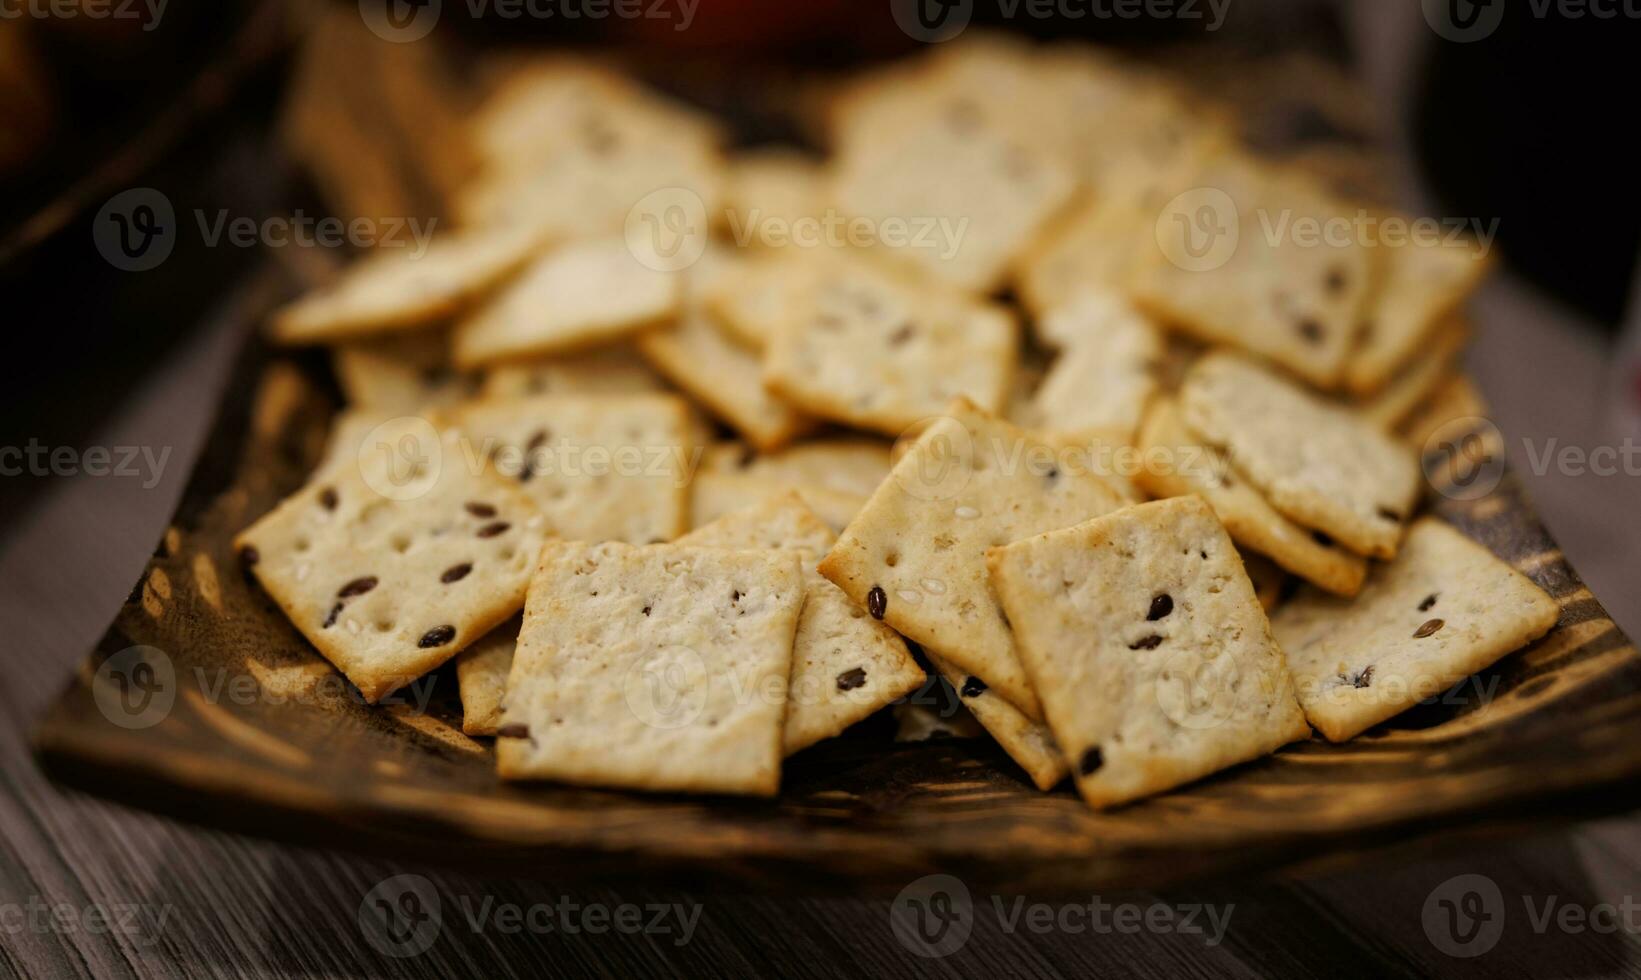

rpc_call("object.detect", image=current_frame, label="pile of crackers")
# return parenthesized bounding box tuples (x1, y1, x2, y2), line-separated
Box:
(237, 36, 1559, 810)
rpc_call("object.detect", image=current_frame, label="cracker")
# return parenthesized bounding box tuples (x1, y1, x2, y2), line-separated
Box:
(332, 330, 474, 412)
(1271, 517, 1559, 742)
(1344, 226, 1491, 395)
(454, 393, 693, 545)
(703, 251, 815, 351)
(1179, 353, 1420, 559)
(722, 150, 828, 251)
(234, 428, 550, 703)
(1027, 292, 1162, 444)
(1355, 314, 1469, 430)
(452, 239, 681, 369)
(1134, 399, 1367, 596)
(478, 343, 666, 400)
(1129, 152, 1372, 388)
(1399, 374, 1491, 451)
(987, 496, 1311, 810)
(690, 471, 866, 534)
(817, 398, 1126, 719)
(271, 224, 544, 344)
(678, 493, 926, 755)
(495, 541, 804, 795)
(763, 256, 1017, 436)
(456, 615, 519, 736)
(929, 654, 1067, 791)
(701, 439, 891, 500)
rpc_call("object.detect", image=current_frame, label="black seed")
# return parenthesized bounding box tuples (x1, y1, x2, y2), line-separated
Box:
(419, 625, 457, 648)
(318, 487, 338, 511)
(1377, 507, 1403, 522)
(526, 429, 549, 451)
(641, 605, 652, 616)
(889, 324, 915, 346)
(337, 576, 378, 598)
(322, 602, 343, 628)
(1045, 467, 1059, 481)
(441, 563, 473, 584)
(866, 585, 888, 620)
(960, 676, 987, 698)
(1079, 747, 1104, 775)
(1418, 593, 1438, 612)
(465, 502, 496, 518)
(477, 521, 510, 538)
(1351, 665, 1375, 689)
(518, 461, 535, 483)
(239, 546, 260, 568)
(1325, 266, 1347, 295)
(1312, 530, 1335, 548)
(1129, 635, 1164, 651)
(1147, 594, 1174, 621)
(496, 723, 530, 739)
(731, 590, 742, 603)
(837, 667, 868, 692)
(1413, 619, 1445, 639)
(1298, 319, 1324, 344)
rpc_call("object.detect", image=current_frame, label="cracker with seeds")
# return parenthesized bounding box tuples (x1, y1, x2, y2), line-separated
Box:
(987, 496, 1311, 810)
(456, 615, 520, 736)
(701, 439, 891, 500)
(332, 330, 474, 412)
(1179, 353, 1420, 559)
(1344, 226, 1490, 396)
(690, 471, 866, 534)
(495, 541, 804, 795)
(817, 398, 1126, 719)
(272, 225, 544, 344)
(1135, 399, 1367, 596)
(1272, 518, 1559, 742)
(763, 256, 1017, 436)
(455, 393, 693, 545)
(234, 429, 550, 703)
(678, 494, 926, 755)
(453, 239, 681, 369)
(479, 343, 666, 400)
(1130, 152, 1372, 389)
(1027, 292, 1162, 444)
(931, 654, 1067, 791)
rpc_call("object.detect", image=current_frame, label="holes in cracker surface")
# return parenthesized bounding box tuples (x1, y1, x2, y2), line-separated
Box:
(884, 550, 900, 568)
(391, 534, 413, 554)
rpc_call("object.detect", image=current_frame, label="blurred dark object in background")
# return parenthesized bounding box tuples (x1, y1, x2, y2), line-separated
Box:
(1416, 2, 1641, 329)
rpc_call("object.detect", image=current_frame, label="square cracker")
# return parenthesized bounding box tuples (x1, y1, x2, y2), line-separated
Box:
(690, 470, 866, 535)
(1344, 227, 1490, 396)
(817, 398, 1126, 720)
(1026, 292, 1162, 444)
(1179, 353, 1420, 559)
(678, 493, 926, 755)
(1271, 517, 1559, 742)
(722, 150, 828, 253)
(453, 238, 681, 369)
(987, 496, 1311, 810)
(1129, 152, 1372, 389)
(930, 654, 1067, 791)
(701, 439, 891, 500)
(272, 224, 544, 344)
(332, 330, 474, 413)
(456, 615, 520, 736)
(479, 343, 666, 401)
(234, 428, 550, 703)
(1135, 399, 1367, 597)
(495, 541, 804, 796)
(704, 251, 817, 351)
(763, 255, 1017, 437)
(1355, 314, 1469, 431)
(455, 393, 693, 545)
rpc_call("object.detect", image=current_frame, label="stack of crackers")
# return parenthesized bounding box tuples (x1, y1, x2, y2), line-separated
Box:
(237, 36, 1558, 810)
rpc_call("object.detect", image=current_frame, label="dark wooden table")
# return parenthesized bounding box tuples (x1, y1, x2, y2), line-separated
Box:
(1, 275, 1639, 979)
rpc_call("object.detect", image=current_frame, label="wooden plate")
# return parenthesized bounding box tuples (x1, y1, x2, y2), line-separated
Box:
(31, 305, 1641, 894)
